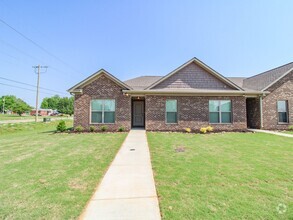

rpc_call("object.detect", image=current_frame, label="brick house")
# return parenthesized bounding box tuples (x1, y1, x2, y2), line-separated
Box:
(68, 58, 292, 131)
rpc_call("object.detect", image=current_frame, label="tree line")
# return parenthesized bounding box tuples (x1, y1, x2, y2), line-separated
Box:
(0, 95, 74, 116)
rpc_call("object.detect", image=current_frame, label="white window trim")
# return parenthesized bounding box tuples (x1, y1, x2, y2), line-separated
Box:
(90, 99, 116, 124)
(209, 100, 232, 124)
(277, 100, 289, 124)
(165, 99, 178, 124)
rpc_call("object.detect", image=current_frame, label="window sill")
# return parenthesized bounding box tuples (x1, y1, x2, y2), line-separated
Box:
(165, 123, 178, 125)
(90, 123, 116, 125)
(209, 123, 232, 125)
(277, 122, 289, 125)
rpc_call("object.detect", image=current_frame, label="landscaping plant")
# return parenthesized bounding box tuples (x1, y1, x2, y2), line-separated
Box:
(56, 120, 67, 132)
(100, 125, 108, 132)
(75, 125, 84, 132)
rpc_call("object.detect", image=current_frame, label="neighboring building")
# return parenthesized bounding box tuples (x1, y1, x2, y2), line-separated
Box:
(68, 58, 292, 131)
(30, 109, 53, 116)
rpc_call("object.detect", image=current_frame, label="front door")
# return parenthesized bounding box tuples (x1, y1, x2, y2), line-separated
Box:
(132, 101, 145, 127)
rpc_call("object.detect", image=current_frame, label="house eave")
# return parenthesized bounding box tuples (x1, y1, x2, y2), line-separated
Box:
(123, 90, 268, 97)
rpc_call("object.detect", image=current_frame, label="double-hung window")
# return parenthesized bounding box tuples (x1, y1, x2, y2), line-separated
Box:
(209, 100, 232, 123)
(277, 100, 288, 123)
(166, 100, 177, 123)
(91, 99, 115, 123)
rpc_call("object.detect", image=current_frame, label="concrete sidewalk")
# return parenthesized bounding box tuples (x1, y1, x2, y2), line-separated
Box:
(0, 117, 72, 124)
(81, 129, 161, 220)
(248, 129, 293, 138)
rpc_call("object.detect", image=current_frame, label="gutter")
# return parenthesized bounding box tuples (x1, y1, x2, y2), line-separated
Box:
(122, 90, 269, 96)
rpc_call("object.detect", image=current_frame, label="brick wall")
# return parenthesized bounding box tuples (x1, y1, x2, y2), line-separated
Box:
(153, 62, 235, 90)
(262, 71, 293, 130)
(145, 95, 247, 131)
(74, 74, 131, 131)
(246, 98, 261, 129)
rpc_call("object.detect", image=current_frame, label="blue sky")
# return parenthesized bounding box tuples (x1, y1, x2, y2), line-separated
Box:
(0, 0, 293, 106)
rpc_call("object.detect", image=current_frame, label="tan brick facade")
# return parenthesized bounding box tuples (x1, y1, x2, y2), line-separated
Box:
(74, 74, 131, 131)
(262, 71, 293, 130)
(145, 95, 247, 131)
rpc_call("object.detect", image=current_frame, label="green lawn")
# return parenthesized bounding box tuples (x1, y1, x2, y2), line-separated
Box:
(283, 131, 293, 135)
(0, 121, 127, 219)
(0, 114, 71, 121)
(148, 132, 293, 219)
(0, 114, 36, 120)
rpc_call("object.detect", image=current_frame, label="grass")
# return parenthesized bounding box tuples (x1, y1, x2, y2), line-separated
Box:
(147, 132, 293, 219)
(0, 120, 127, 219)
(283, 131, 293, 135)
(0, 114, 71, 121)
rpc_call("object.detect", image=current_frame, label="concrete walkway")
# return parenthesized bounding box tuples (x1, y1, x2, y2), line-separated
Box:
(248, 129, 293, 138)
(81, 129, 161, 220)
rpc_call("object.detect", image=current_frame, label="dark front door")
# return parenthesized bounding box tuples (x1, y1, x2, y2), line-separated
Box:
(132, 101, 145, 127)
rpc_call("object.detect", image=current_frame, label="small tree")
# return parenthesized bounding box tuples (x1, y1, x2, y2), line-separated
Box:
(56, 120, 67, 132)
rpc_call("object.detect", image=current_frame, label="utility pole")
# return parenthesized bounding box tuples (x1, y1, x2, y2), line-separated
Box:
(32, 65, 48, 122)
(2, 96, 5, 114)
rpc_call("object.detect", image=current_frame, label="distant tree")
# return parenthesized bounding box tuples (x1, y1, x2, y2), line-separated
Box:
(40, 95, 61, 109)
(41, 95, 74, 115)
(57, 97, 74, 116)
(0, 95, 31, 115)
(10, 98, 32, 116)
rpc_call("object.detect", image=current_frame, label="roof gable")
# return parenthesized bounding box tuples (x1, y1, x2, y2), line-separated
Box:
(146, 58, 243, 91)
(68, 69, 132, 93)
(243, 62, 293, 91)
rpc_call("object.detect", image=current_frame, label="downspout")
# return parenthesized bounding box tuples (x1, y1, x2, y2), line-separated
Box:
(259, 95, 263, 129)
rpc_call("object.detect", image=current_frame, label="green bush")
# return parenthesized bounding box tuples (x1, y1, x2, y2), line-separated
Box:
(101, 125, 108, 132)
(56, 120, 67, 132)
(89, 126, 96, 132)
(118, 126, 125, 132)
(288, 125, 293, 131)
(75, 125, 84, 132)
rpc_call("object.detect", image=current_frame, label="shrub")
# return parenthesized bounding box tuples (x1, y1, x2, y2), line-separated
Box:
(206, 126, 214, 132)
(101, 125, 108, 132)
(89, 126, 96, 132)
(184, 128, 191, 133)
(75, 125, 84, 132)
(288, 125, 293, 131)
(200, 127, 207, 134)
(56, 120, 66, 132)
(118, 126, 125, 132)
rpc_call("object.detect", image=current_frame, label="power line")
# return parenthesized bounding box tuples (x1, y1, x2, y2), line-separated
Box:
(0, 82, 58, 95)
(0, 38, 77, 76)
(0, 76, 68, 95)
(0, 17, 82, 75)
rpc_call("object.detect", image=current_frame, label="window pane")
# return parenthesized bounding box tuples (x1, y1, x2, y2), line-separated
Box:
(278, 112, 288, 123)
(104, 112, 115, 123)
(221, 100, 231, 112)
(167, 112, 177, 123)
(104, 100, 115, 111)
(221, 112, 231, 123)
(166, 100, 177, 112)
(91, 100, 103, 111)
(277, 101, 287, 112)
(209, 100, 219, 112)
(91, 112, 102, 123)
(209, 112, 219, 123)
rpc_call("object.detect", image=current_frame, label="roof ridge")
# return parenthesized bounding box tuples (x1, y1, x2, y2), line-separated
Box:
(245, 61, 293, 80)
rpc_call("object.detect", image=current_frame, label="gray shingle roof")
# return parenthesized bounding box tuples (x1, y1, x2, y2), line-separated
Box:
(242, 62, 293, 91)
(227, 77, 246, 88)
(124, 76, 162, 90)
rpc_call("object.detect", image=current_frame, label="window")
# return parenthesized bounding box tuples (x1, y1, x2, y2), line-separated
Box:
(91, 99, 115, 123)
(277, 101, 288, 123)
(209, 100, 232, 123)
(166, 100, 177, 123)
